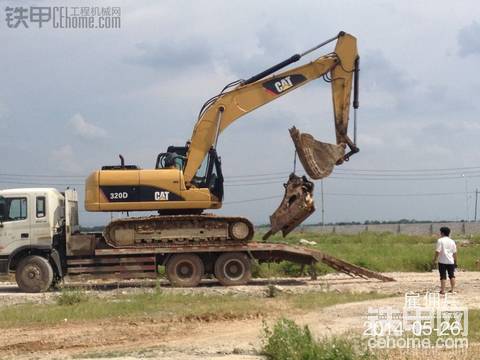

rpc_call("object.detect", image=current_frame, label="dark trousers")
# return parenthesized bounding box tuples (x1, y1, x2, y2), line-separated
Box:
(438, 263, 455, 280)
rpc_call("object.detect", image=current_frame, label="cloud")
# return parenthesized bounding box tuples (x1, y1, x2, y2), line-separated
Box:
(68, 113, 107, 140)
(361, 50, 475, 117)
(127, 38, 212, 71)
(49, 145, 83, 174)
(458, 21, 480, 57)
(362, 50, 413, 94)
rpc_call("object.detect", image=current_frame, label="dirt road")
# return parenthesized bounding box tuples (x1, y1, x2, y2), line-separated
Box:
(0, 271, 479, 359)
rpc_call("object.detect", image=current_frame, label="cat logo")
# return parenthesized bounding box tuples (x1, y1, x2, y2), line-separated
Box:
(263, 74, 307, 95)
(154, 191, 170, 201)
(274, 76, 293, 93)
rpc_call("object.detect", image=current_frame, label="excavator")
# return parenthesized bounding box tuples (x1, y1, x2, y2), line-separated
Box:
(84, 31, 360, 247)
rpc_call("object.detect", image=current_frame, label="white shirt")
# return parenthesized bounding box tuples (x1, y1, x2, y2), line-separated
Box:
(436, 236, 457, 265)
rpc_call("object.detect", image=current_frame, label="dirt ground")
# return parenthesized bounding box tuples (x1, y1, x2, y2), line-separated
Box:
(0, 271, 479, 359)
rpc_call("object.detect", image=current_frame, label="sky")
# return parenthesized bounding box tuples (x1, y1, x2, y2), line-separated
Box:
(2, 0, 480, 226)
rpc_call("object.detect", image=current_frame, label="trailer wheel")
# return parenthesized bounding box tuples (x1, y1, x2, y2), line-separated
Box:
(15, 255, 53, 293)
(166, 254, 204, 287)
(214, 252, 251, 286)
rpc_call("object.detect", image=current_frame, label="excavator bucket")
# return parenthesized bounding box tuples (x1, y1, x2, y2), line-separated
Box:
(263, 174, 315, 241)
(289, 126, 346, 180)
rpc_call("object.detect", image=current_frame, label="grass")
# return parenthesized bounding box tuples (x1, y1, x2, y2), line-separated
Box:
(285, 291, 392, 311)
(56, 288, 90, 305)
(468, 309, 480, 341)
(262, 313, 480, 360)
(0, 289, 389, 328)
(254, 231, 480, 275)
(262, 318, 375, 360)
(0, 290, 265, 327)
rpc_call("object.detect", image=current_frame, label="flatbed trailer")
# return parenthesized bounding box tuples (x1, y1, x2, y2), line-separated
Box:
(66, 238, 394, 284)
(0, 188, 393, 292)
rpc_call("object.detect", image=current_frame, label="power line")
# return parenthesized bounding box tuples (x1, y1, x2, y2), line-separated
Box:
(3, 165, 480, 189)
(224, 195, 281, 205)
(325, 191, 468, 197)
(222, 191, 474, 205)
(227, 174, 480, 185)
(0, 173, 84, 179)
(333, 170, 480, 177)
(0, 180, 83, 186)
(329, 174, 480, 181)
(225, 180, 284, 187)
(1, 174, 479, 189)
(4, 164, 480, 179)
(334, 166, 480, 173)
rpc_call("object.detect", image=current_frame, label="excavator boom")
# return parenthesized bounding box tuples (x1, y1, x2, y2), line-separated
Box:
(184, 31, 359, 183)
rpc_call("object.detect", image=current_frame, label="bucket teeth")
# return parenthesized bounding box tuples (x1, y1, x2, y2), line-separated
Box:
(263, 174, 315, 240)
(289, 126, 345, 180)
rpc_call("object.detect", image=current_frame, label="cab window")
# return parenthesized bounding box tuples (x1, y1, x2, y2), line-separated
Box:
(36, 196, 46, 218)
(4, 198, 28, 222)
(192, 156, 210, 187)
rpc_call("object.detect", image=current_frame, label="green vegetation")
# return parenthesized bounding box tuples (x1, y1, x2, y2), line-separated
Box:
(254, 231, 480, 274)
(56, 287, 90, 305)
(262, 318, 375, 360)
(0, 290, 264, 327)
(0, 289, 389, 328)
(469, 309, 480, 341)
(285, 291, 391, 311)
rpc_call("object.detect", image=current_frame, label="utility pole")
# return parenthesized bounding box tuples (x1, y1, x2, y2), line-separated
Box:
(475, 188, 478, 222)
(462, 174, 469, 221)
(321, 179, 325, 226)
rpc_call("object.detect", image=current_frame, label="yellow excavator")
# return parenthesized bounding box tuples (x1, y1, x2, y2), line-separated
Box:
(84, 31, 360, 247)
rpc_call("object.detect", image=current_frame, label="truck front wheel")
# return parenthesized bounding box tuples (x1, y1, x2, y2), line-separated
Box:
(214, 252, 251, 286)
(15, 255, 54, 293)
(166, 254, 204, 287)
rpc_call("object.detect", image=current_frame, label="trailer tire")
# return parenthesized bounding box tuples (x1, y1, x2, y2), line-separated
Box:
(214, 252, 251, 286)
(15, 255, 53, 293)
(166, 254, 204, 287)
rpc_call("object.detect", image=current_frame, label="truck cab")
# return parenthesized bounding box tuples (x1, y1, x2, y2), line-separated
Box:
(0, 188, 79, 292)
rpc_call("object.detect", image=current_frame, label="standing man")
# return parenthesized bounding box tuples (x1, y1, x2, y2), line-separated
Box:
(433, 227, 457, 294)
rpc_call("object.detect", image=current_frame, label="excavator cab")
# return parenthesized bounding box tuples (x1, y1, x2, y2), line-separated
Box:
(156, 146, 224, 202)
(190, 148, 224, 201)
(155, 146, 188, 170)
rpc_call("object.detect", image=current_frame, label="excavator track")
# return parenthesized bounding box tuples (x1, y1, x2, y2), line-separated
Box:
(103, 214, 254, 248)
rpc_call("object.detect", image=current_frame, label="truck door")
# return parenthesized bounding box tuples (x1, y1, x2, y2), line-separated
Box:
(30, 193, 52, 247)
(64, 189, 79, 243)
(0, 194, 31, 254)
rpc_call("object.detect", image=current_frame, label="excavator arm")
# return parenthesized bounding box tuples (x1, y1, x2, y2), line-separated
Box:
(184, 31, 359, 184)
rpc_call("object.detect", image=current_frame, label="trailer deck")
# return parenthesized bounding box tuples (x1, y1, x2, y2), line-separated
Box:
(66, 242, 395, 282)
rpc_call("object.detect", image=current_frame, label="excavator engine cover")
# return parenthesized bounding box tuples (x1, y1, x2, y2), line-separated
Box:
(289, 126, 346, 180)
(263, 174, 315, 240)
